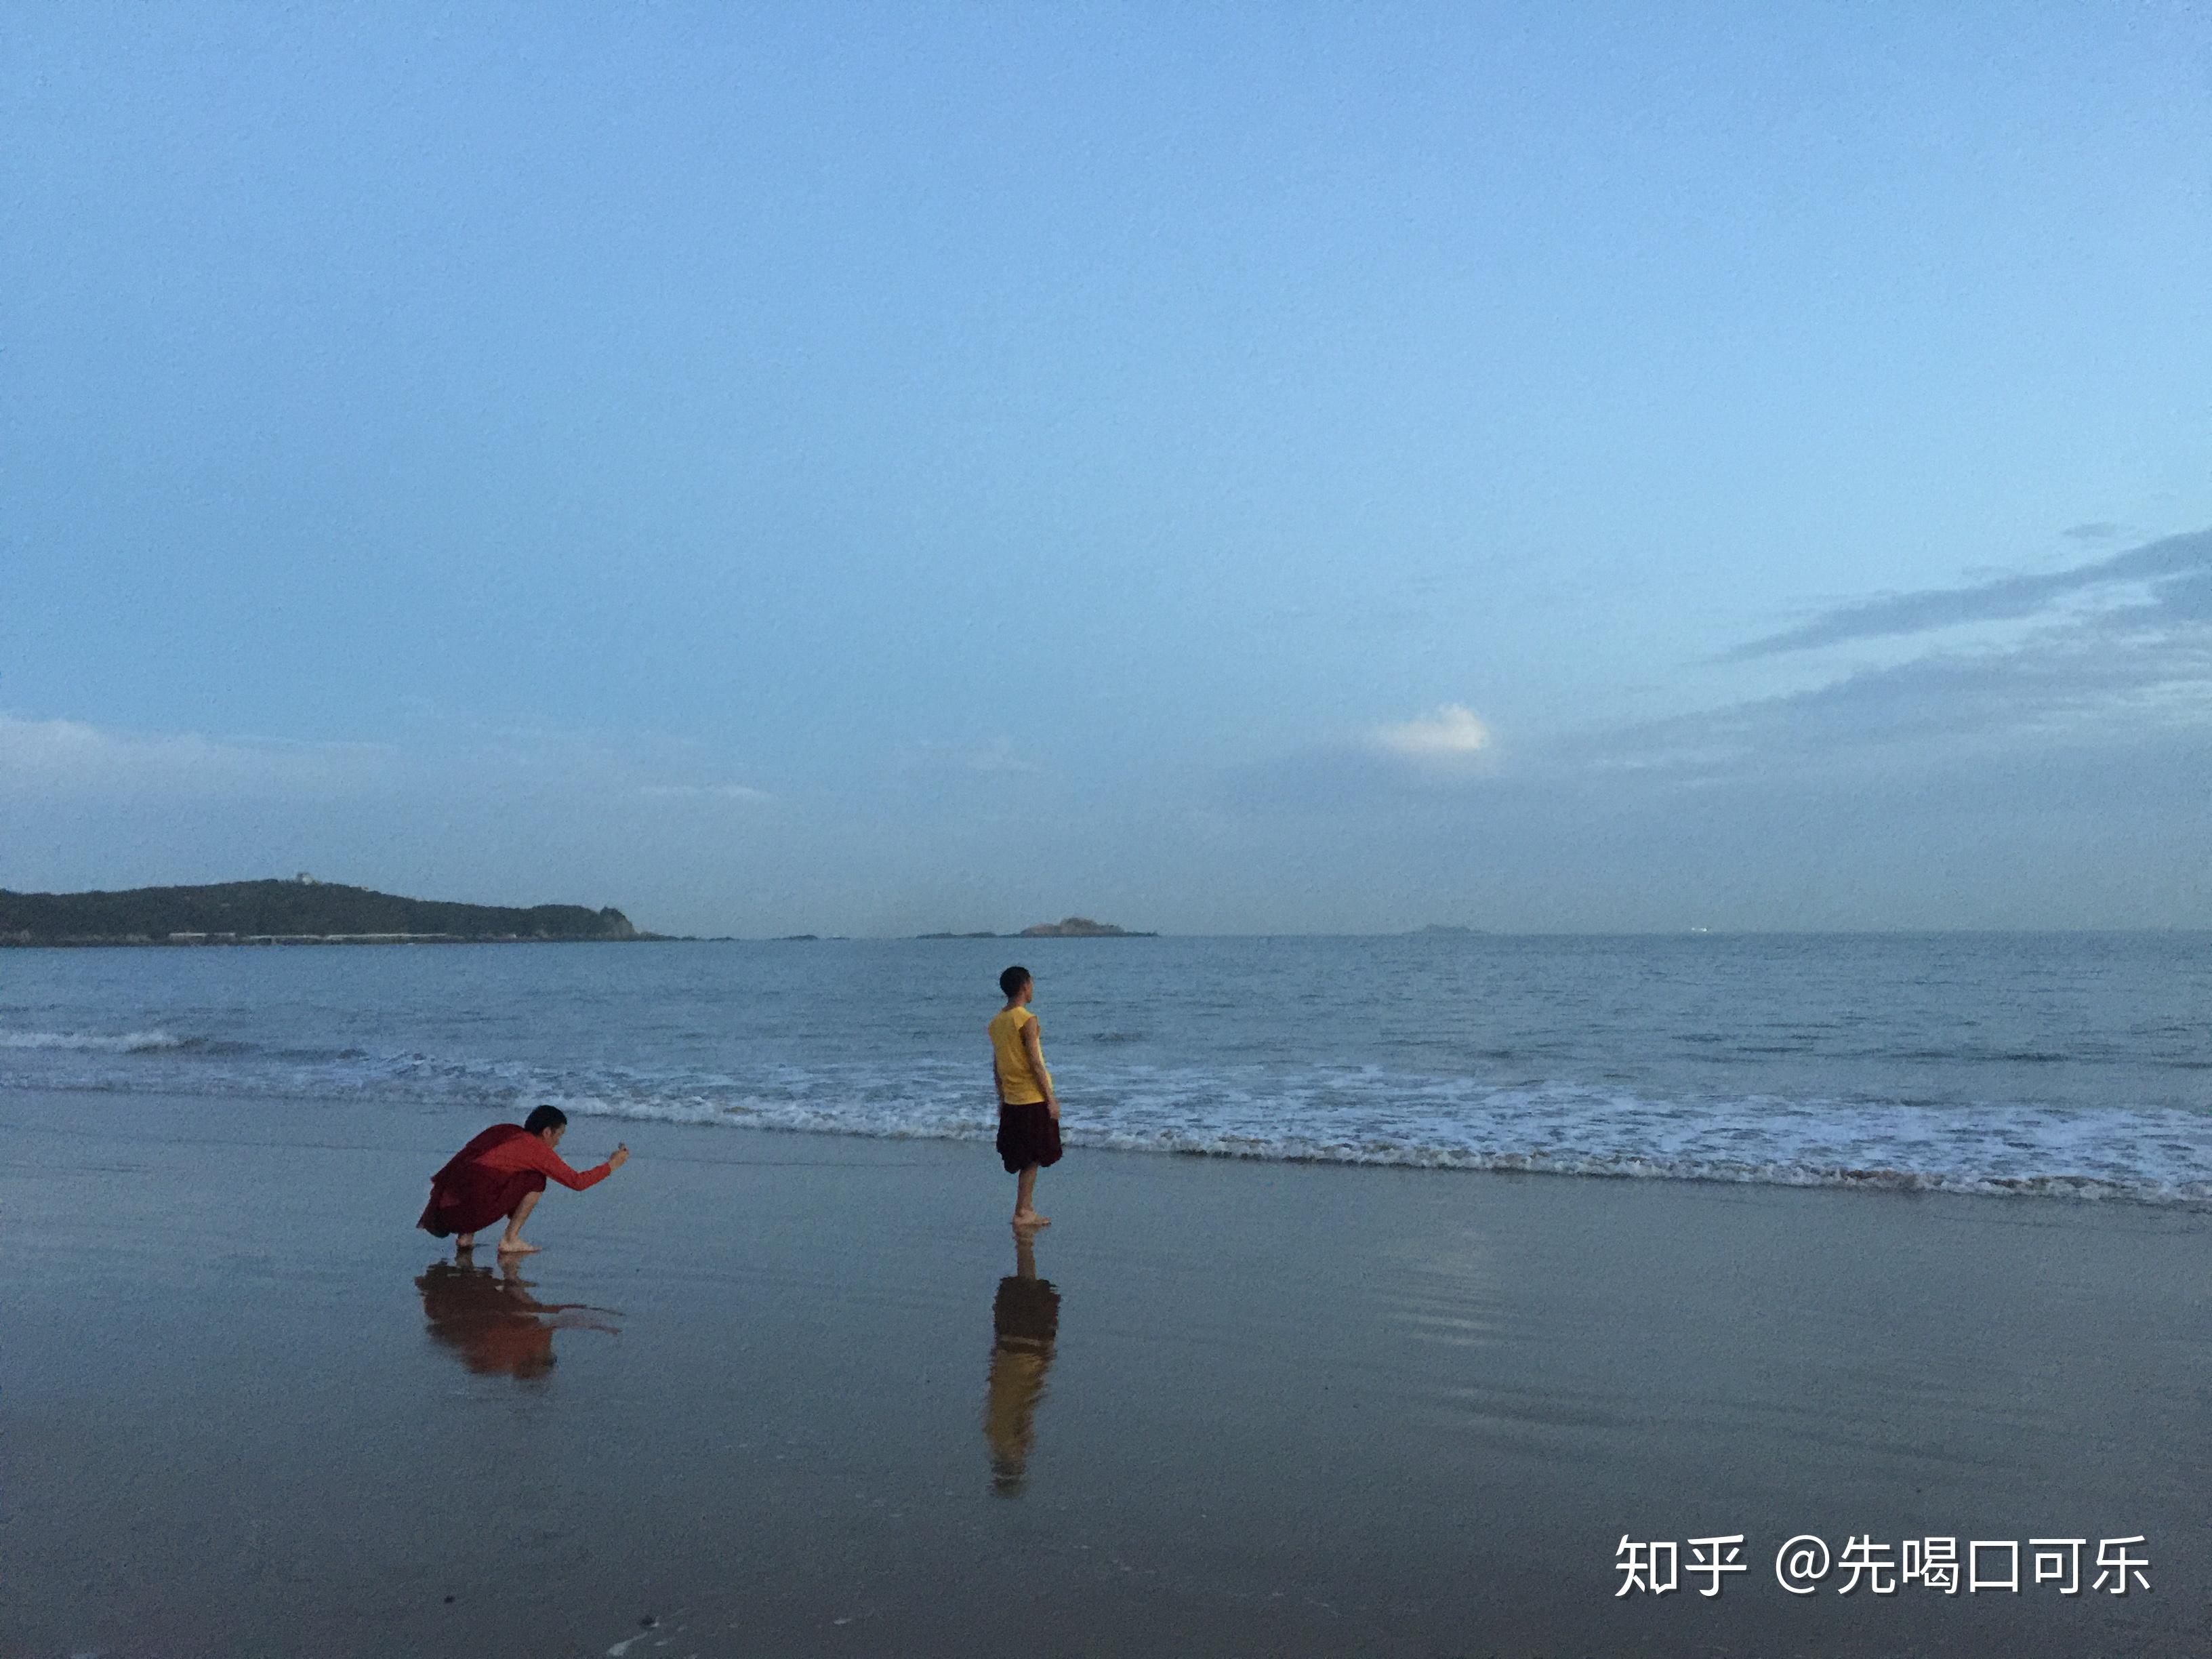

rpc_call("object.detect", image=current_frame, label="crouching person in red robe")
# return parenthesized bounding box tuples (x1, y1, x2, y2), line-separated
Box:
(418, 1104, 630, 1256)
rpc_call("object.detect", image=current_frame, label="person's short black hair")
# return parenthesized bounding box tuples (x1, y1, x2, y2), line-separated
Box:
(999, 964, 1031, 999)
(524, 1104, 569, 1135)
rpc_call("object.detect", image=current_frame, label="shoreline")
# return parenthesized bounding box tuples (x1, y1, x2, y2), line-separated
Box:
(9, 1069, 2205, 1211)
(3, 1084, 2205, 1657)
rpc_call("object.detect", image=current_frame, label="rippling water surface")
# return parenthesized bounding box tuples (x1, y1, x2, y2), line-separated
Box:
(3, 933, 2208, 1202)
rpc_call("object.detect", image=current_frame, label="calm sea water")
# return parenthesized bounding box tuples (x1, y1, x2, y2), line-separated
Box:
(3, 934, 2209, 1202)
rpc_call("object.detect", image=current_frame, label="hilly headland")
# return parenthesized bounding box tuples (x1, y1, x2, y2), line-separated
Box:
(0, 878, 649, 947)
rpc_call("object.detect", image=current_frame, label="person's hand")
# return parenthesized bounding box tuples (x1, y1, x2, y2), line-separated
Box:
(1047, 1100, 1060, 1122)
(609, 1143, 631, 1171)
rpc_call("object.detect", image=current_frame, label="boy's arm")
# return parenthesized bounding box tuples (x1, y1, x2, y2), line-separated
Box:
(525, 1138, 613, 1191)
(1021, 1021, 1058, 1118)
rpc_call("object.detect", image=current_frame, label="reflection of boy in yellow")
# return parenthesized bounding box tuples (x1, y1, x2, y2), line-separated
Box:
(988, 966, 1062, 1229)
(983, 1233, 1060, 1496)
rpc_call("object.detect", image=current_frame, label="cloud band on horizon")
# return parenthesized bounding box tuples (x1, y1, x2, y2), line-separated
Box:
(1729, 528, 2212, 659)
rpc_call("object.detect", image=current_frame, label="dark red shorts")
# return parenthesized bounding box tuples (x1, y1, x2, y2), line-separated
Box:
(996, 1102, 1063, 1174)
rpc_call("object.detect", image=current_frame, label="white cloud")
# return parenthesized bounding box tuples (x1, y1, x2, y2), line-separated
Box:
(962, 741, 1036, 775)
(0, 713, 783, 810)
(899, 739, 1039, 777)
(638, 782, 775, 802)
(0, 714, 400, 798)
(1373, 704, 1493, 760)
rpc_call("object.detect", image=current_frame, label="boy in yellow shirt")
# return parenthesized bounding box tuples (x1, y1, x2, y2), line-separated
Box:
(987, 965, 1062, 1229)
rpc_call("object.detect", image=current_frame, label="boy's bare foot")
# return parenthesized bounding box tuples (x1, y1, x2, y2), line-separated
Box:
(454, 1233, 476, 1252)
(497, 1239, 541, 1255)
(1012, 1210, 1051, 1229)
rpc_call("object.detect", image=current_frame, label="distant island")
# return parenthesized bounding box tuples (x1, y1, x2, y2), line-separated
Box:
(1020, 916, 1154, 938)
(0, 877, 651, 947)
(911, 916, 1157, 940)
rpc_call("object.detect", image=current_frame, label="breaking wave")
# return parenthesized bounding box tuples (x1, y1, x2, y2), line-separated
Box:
(5, 1032, 2209, 1207)
(0, 1027, 196, 1053)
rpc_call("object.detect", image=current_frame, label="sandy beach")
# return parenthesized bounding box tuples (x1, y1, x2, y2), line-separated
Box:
(3, 1084, 2205, 1658)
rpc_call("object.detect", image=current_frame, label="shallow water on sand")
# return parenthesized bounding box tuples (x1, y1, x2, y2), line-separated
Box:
(3, 1089, 2205, 1658)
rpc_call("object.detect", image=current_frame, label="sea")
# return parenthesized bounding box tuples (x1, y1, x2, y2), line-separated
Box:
(3, 933, 2209, 1204)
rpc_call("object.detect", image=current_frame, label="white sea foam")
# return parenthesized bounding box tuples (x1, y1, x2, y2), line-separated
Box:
(0, 1027, 190, 1053)
(560, 1073, 2212, 1205)
(7, 1030, 2211, 1206)
(83, 1044, 2192, 1206)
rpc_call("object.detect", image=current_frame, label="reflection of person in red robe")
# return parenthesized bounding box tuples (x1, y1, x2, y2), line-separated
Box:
(417, 1105, 630, 1255)
(415, 1258, 620, 1381)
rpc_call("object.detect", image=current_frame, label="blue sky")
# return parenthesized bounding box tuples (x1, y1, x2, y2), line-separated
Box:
(5, 4, 2208, 933)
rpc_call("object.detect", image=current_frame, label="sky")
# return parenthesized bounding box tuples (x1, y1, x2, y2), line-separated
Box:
(3, 3, 2209, 935)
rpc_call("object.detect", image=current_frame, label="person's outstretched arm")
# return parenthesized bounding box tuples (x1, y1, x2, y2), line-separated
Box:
(523, 1138, 630, 1191)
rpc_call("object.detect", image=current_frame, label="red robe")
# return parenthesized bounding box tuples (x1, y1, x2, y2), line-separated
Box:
(417, 1124, 611, 1238)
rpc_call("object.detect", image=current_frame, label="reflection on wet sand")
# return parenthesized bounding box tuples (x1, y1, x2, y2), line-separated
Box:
(416, 1257, 620, 1381)
(983, 1232, 1060, 1496)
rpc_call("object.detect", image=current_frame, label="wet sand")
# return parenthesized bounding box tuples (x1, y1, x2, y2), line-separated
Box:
(3, 1086, 2206, 1658)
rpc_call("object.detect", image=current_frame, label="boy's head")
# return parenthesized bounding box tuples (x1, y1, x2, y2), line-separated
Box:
(998, 965, 1032, 1002)
(523, 1103, 569, 1142)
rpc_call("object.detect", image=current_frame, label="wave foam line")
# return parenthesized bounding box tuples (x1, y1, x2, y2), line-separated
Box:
(541, 1089, 2212, 1207)
(5, 1038, 2209, 1206)
(0, 1027, 191, 1052)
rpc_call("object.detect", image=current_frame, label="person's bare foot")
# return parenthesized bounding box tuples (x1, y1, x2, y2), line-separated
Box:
(1012, 1210, 1051, 1229)
(497, 1238, 540, 1255)
(454, 1233, 476, 1252)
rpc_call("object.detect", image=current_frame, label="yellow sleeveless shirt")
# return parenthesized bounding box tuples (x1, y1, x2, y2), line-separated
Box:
(989, 1006, 1051, 1105)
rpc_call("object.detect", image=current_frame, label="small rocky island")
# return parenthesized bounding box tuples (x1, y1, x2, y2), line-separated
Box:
(0, 877, 651, 947)
(913, 916, 1155, 939)
(1019, 916, 1155, 938)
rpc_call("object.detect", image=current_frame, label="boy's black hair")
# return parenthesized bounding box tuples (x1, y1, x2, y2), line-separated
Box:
(524, 1104, 569, 1135)
(998, 964, 1032, 1000)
